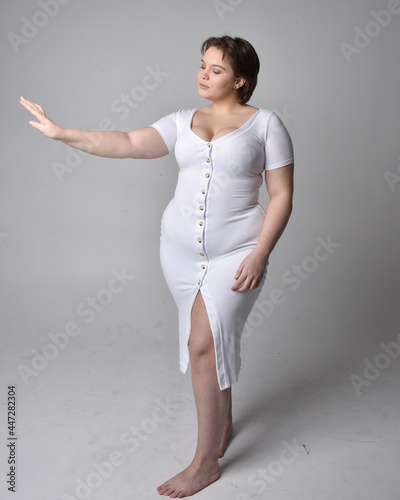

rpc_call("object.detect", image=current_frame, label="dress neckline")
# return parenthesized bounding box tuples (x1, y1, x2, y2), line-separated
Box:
(189, 108, 261, 144)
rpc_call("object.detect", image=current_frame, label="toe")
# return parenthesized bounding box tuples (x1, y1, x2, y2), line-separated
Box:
(157, 483, 169, 495)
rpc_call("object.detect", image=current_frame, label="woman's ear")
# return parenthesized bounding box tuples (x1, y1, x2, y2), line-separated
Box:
(235, 78, 246, 89)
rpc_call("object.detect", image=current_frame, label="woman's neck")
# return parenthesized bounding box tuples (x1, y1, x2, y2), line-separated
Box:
(207, 99, 247, 116)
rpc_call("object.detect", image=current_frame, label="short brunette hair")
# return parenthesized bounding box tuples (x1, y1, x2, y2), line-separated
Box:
(201, 35, 260, 104)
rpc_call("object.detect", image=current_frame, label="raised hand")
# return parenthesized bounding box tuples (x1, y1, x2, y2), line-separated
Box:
(19, 96, 170, 159)
(20, 96, 63, 140)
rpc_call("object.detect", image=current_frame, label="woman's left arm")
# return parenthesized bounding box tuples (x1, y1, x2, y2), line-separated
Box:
(231, 163, 294, 291)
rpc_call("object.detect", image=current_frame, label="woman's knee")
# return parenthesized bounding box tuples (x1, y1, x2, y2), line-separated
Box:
(189, 333, 215, 366)
(189, 290, 215, 363)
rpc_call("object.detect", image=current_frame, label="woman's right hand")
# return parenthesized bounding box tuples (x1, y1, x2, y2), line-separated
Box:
(20, 96, 64, 140)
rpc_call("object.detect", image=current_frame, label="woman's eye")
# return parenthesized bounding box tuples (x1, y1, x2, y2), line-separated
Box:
(200, 66, 220, 74)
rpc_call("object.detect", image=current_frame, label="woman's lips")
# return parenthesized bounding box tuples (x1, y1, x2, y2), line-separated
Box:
(199, 83, 209, 89)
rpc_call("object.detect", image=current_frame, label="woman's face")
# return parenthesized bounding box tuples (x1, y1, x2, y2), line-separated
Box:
(197, 46, 242, 102)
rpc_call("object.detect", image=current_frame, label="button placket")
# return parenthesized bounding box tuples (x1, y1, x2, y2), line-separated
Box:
(195, 142, 213, 286)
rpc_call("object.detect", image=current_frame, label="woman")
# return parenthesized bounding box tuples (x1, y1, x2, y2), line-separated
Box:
(20, 35, 294, 498)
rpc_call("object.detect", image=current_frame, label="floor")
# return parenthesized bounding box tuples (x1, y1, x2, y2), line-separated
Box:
(1, 286, 400, 500)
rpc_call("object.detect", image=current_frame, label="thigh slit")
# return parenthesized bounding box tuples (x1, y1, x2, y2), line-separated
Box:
(187, 287, 228, 390)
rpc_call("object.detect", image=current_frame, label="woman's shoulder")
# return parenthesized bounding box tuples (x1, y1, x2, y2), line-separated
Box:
(255, 108, 288, 130)
(173, 108, 197, 117)
(256, 107, 274, 117)
(158, 108, 196, 126)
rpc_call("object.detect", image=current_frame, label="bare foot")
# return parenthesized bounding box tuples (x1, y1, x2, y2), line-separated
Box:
(218, 420, 233, 458)
(157, 461, 220, 498)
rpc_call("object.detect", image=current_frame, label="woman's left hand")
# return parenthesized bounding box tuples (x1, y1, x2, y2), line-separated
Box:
(231, 249, 269, 292)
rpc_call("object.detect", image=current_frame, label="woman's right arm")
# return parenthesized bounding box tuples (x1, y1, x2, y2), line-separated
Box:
(19, 96, 169, 159)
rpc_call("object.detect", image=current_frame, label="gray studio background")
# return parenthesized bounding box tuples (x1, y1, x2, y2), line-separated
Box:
(1, 1, 400, 499)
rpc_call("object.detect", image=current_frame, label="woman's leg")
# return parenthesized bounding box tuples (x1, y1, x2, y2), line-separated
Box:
(157, 290, 231, 498)
(219, 387, 233, 458)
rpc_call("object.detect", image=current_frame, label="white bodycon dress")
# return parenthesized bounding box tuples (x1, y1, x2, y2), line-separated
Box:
(151, 108, 294, 390)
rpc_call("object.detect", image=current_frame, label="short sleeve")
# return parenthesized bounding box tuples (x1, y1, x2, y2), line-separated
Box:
(264, 112, 294, 170)
(150, 112, 178, 154)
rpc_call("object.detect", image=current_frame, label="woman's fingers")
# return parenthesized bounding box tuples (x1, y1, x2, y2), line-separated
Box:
(20, 97, 43, 120)
(241, 277, 258, 291)
(20, 96, 61, 138)
(232, 250, 268, 292)
(234, 262, 243, 280)
(20, 96, 46, 117)
(28, 121, 38, 130)
(21, 98, 41, 114)
(232, 266, 263, 291)
(232, 270, 255, 291)
(232, 263, 249, 291)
